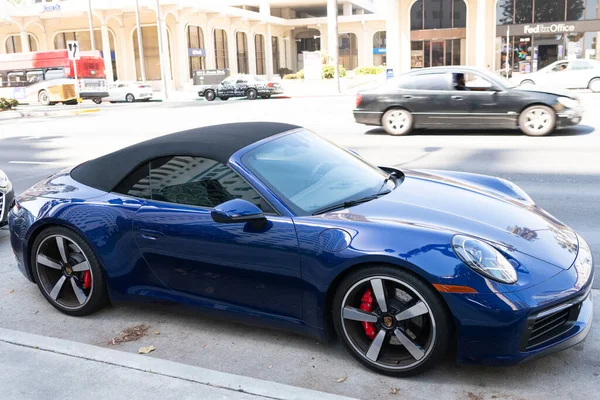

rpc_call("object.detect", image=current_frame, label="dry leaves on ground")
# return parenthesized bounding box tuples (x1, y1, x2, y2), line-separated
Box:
(391, 388, 399, 395)
(335, 372, 348, 383)
(109, 324, 149, 345)
(5, 289, 14, 294)
(138, 345, 156, 354)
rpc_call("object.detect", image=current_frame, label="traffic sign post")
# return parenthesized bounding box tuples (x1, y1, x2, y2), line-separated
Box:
(67, 41, 81, 109)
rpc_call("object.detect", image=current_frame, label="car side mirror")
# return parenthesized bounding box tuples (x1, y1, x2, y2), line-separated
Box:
(211, 199, 266, 224)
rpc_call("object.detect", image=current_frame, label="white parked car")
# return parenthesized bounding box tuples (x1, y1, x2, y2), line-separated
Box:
(511, 59, 600, 92)
(106, 82, 153, 103)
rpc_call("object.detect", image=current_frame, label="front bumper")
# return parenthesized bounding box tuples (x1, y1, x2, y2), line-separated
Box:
(1, 189, 14, 226)
(557, 106, 583, 127)
(445, 257, 594, 366)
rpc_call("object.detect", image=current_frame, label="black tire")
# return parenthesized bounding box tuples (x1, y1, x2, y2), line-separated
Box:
(93, 98, 102, 105)
(125, 93, 135, 103)
(63, 100, 78, 106)
(260, 95, 271, 99)
(588, 78, 600, 93)
(381, 108, 414, 135)
(219, 96, 229, 101)
(205, 90, 216, 101)
(109, 101, 116, 104)
(38, 90, 50, 106)
(246, 88, 258, 100)
(518, 105, 556, 136)
(31, 226, 108, 316)
(332, 265, 451, 376)
(521, 79, 535, 86)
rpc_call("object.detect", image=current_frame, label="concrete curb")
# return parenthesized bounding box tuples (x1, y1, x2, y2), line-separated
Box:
(10, 108, 102, 118)
(0, 327, 356, 400)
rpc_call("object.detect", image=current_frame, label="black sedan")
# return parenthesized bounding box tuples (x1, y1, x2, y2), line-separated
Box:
(198, 75, 283, 101)
(354, 66, 583, 136)
(0, 169, 14, 226)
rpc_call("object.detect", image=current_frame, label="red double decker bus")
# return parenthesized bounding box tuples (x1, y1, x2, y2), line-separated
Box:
(0, 50, 108, 105)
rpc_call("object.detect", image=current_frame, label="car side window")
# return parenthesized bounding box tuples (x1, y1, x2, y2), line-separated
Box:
(399, 73, 449, 90)
(572, 60, 592, 70)
(456, 73, 495, 91)
(150, 156, 274, 212)
(550, 62, 569, 72)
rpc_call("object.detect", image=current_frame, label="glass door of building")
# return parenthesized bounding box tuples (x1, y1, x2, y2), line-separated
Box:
(431, 41, 445, 66)
(412, 39, 462, 69)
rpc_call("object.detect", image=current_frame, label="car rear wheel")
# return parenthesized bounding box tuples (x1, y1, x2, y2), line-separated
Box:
(32, 227, 108, 316)
(588, 78, 600, 93)
(521, 79, 535, 86)
(125, 93, 135, 103)
(220, 96, 229, 101)
(38, 90, 50, 106)
(332, 266, 451, 376)
(246, 89, 258, 100)
(93, 98, 102, 105)
(261, 95, 271, 99)
(519, 105, 556, 136)
(382, 108, 413, 136)
(205, 90, 216, 101)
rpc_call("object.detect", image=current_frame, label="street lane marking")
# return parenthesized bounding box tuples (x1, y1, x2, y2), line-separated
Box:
(8, 161, 66, 165)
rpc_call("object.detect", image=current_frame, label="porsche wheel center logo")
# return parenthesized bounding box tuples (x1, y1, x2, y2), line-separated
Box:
(383, 316, 393, 328)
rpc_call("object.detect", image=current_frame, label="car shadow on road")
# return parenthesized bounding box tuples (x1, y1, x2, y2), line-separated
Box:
(365, 124, 595, 137)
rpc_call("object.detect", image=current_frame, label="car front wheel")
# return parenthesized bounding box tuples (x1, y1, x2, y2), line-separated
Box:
(382, 108, 414, 136)
(589, 78, 600, 93)
(125, 93, 135, 103)
(38, 90, 50, 106)
(205, 90, 216, 101)
(31, 226, 108, 316)
(519, 105, 556, 136)
(246, 89, 258, 100)
(332, 266, 451, 376)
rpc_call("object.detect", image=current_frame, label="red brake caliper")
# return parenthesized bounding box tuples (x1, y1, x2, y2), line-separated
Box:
(360, 289, 377, 339)
(82, 271, 92, 289)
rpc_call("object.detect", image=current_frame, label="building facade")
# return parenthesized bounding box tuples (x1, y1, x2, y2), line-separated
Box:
(1, 0, 599, 90)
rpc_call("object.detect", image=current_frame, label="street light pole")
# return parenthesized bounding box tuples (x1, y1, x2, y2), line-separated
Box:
(326, 0, 340, 93)
(135, 0, 147, 83)
(155, 0, 169, 99)
(87, 0, 96, 50)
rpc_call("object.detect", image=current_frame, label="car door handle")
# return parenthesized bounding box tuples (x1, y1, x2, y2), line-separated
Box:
(451, 96, 463, 100)
(139, 229, 164, 240)
(403, 95, 414, 99)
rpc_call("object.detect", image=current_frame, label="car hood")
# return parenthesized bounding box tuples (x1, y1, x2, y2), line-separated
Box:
(347, 169, 578, 269)
(510, 84, 577, 99)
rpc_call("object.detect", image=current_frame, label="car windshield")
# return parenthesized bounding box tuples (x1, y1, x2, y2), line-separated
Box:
(241, 130, 396, 215)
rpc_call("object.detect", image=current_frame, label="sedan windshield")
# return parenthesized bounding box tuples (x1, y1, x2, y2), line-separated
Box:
(241, 130, 396, 215)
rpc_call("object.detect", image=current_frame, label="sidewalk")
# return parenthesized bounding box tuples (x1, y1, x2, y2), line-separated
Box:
(0, 328, 356, 400)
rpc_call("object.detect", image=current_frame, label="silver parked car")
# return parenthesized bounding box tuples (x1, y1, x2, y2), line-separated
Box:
(511, 59, 600, 92)
(106, 82, 153, 103)
(0, 169, 14, 226)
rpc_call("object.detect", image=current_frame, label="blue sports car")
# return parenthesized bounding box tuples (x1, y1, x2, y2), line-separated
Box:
(8, 123, 593, 376)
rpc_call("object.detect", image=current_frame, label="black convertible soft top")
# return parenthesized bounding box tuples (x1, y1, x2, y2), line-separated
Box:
(71, 122, 301, 192)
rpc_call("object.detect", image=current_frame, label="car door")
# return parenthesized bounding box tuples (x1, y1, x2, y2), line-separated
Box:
(570, 59, 594, 89)
(394, 72, 454, 128)
(235, 77, 250, 96)
(218, 76, 237, 97)
(449, 72, 517, 129)
(127, 156, 303, 319)
(537, 61, 570, 88)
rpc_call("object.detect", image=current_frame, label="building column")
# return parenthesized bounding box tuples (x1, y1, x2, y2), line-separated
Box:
(227, 27, 238, 74)
(159, 22, 172, 87)
(475, 0, 487, 68)
(40, 31, 48, 51)
(326, 2, 338, 67)
(362, 22, 372, 67)
(265, 24, 274, 79)
(100, 24, 114, 83)
(278, 36, 286, 71)
(343, 3, 352, 16)
(248, 29, 257, 74)
(205, 24, 216, 69)
(173, 21, 189, 89)
(20, 30, 31, 53)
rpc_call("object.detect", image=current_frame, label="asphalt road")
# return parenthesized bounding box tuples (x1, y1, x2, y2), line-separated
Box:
(1, 94, 600, 399)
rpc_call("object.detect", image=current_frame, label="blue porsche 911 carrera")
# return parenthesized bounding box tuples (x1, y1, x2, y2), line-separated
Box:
(8, 123, 593, 376)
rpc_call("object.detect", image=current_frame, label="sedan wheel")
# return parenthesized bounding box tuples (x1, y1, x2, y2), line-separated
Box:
(589, 78, 600, 93)
(382, 108, 413, 135)
(519, 105, 556, 136)
(333, 267, 450, 376)
(205, 90, 216, 101)
(125, 93, 135, 103)
(32, 227, 107, 316)
(246, 89, 258, 100)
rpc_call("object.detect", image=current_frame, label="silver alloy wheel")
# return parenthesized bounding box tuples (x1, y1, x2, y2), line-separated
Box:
(35, 235, 94, 310)
(589, 79, 600, 93)
(125, 93, 135, 103)
(523, 107, 552, 134)
(340, 276, 436, 371)
(383, 109, 412, 135)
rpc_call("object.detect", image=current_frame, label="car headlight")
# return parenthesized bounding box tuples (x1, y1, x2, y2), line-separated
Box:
(0, 170, 9, 189)
(573, 235, 593, 289)
(557, 97, 579, 109)
(452, 235, 518, 284)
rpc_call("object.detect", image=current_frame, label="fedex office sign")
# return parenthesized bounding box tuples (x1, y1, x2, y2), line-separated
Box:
(523, 23, 575, 34)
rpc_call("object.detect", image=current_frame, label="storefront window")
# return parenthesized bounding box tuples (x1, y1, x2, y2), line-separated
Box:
(411, 1, 423, 31)
(214, 29, 229, 69)
(134, 26, 172, 80)
(255, 34, 265, 75)
(187, 26, 205, 78)
(453, 39, 462, 65)
(373, 31, 386, 66)
(272, 37, 280, 74)
(411, 41, 424, 68)
(535, 34, 564, 69)
(497, 0, 514, 25)
(566, 32, 585, 58)
(453, 0, 466, 28)
(515, 0, 534, 24)
(236, 32, 249, 74)
(513, 36, 533, 72)
(567, 0, 587, 20)
(535, 0, 566, 23)
(6, 34, 38, 53)
(411, 0, 467, 31)
(339, 33, 358, 70)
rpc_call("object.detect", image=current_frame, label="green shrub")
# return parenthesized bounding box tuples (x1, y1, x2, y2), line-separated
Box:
(282, 73, 299, 79)
(279, 67, 293, 76)
(354, 66, 386, 75)
(0, 97, 19, 111)
(322, 65, 347, 79)
(297, 69, 305, 79)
